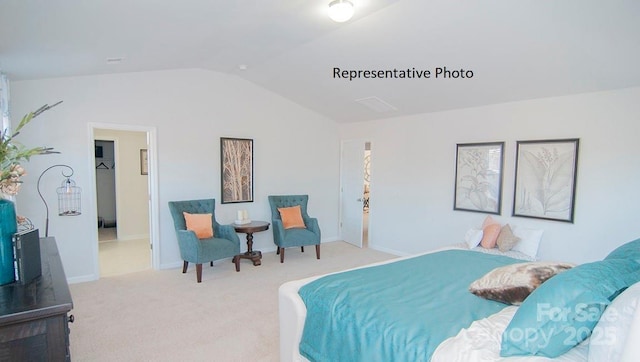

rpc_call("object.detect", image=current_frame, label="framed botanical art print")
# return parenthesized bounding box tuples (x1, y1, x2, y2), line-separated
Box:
(220, 137, 253, 204)
(454, 142, 504, 215)
(512, 138, 579, 223)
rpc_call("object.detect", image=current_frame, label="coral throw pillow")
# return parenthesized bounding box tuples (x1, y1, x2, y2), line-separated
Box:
(183, 212, 214, 239)
(482, 215, 498, 228)
(278, 205, 306, 229)
(481, 223, 501, 249)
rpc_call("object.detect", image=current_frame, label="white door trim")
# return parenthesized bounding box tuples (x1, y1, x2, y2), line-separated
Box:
(88, 122, 160, 278)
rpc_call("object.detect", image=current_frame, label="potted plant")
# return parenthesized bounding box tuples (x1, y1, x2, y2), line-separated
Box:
(0, 102, 61, 285)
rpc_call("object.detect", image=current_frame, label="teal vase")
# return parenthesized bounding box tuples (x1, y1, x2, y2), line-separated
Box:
(0, 199, 17, 285)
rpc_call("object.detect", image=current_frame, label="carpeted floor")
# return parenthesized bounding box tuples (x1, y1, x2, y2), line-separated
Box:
(99, 238, 151, 277)
(69, 241, 396, 361)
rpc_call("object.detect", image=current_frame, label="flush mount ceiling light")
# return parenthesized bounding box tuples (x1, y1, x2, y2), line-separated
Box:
(328, 0, 354, 23)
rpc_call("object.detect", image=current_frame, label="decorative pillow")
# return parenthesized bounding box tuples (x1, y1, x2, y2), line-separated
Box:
(483, 215, 499, 228)
(510, 226, 544, 259)
(496, 224, 521, 252)
(469, 261, 574, 305)
(464, 228, 484, 248)
(183, 212, 214, 239)
(500, 259, 640, 358)
(604, 238, 640, 265)
(278, 205, 306, 229)
(588, 281, 640, 362)
(480, 223, 501, 249)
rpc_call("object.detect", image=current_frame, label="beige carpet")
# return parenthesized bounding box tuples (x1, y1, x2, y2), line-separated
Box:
(99, 238, 151, 277)
(69, 241, 396, 361)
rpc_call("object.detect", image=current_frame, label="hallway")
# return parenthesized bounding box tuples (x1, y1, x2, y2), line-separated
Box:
(98, 228, 150, 277)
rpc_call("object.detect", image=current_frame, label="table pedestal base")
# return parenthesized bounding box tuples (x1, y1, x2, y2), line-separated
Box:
(233, 250, 262, 271)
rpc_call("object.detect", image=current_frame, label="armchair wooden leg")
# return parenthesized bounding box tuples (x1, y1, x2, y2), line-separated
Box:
(196, 264, 203, 283)
(182, 261, 188, 274)
(315, 244, 320, 259)
(210, 261, 214, 267)
(301, 246, 304, 252)
(276, 247, 280, 255)
(280, 248, 285, 263)
(233, 255, 240, 272)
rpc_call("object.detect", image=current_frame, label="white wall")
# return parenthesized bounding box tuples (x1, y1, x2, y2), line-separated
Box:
(341, 87, 640, 264)
(11, 69, 340, 282)
(11, 68, 639, 279)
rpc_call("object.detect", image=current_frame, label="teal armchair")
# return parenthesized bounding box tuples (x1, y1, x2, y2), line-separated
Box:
(268, 195, 321, 263)
(168, 199, 241, 282)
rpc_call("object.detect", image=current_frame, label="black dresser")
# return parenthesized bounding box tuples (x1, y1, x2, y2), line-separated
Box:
(0, 237, 74, 361)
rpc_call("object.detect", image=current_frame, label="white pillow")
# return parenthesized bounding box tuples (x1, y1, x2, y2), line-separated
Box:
(588, 281, 640, 362)
(510, 226, 543, 259)
(464, 228, 484, 248)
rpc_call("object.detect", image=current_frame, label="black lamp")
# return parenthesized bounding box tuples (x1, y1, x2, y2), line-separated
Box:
(37, 164, 81, 237)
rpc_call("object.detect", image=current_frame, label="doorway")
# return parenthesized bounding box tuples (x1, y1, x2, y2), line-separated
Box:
(340, 140, 371, 248)
(92, 127, 154, 277)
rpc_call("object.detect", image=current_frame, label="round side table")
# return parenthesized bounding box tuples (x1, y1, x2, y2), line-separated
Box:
(232, 221, 270, 271)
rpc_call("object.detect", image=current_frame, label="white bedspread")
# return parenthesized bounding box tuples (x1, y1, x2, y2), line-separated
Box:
(432, 306, 588, 362)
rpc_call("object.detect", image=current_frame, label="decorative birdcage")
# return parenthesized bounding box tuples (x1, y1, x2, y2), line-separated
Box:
(38, 164, 81, 237)
(56, 177, 81, 216)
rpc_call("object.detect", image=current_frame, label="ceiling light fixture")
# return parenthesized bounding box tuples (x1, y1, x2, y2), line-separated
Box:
(328, 0, 354, 23)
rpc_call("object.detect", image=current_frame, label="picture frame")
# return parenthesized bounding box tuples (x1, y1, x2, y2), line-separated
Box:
(220, 137, 253, 204)
(454, 142, 504, 215)
(512, 138, 579, 223)
(140, 149, 148, 175)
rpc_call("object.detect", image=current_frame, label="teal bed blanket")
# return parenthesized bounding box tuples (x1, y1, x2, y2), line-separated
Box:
(298, 249, 523, 361)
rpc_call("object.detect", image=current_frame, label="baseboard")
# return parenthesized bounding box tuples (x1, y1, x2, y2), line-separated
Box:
(321, 236, 340, 243)
(368, 243, 405, 257)
(160, 261, 184, 270)
(115, 234, 149, 241)
(68, 273, 99, 284)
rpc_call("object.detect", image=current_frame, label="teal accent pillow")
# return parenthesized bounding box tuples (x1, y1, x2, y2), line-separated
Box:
(604, 238, 640, 265)
(500, 259, 640, 358)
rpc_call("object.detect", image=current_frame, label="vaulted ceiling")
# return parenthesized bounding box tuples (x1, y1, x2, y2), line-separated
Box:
(1, 0, 639, 123)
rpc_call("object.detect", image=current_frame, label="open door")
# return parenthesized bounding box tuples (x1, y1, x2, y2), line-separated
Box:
(340, 140, 368, 248)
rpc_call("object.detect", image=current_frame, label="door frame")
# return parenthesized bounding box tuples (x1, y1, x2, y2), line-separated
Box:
(88, 123, 160, 277)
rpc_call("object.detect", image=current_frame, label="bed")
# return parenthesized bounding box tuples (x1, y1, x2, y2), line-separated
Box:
(279, 237, 640, 361)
